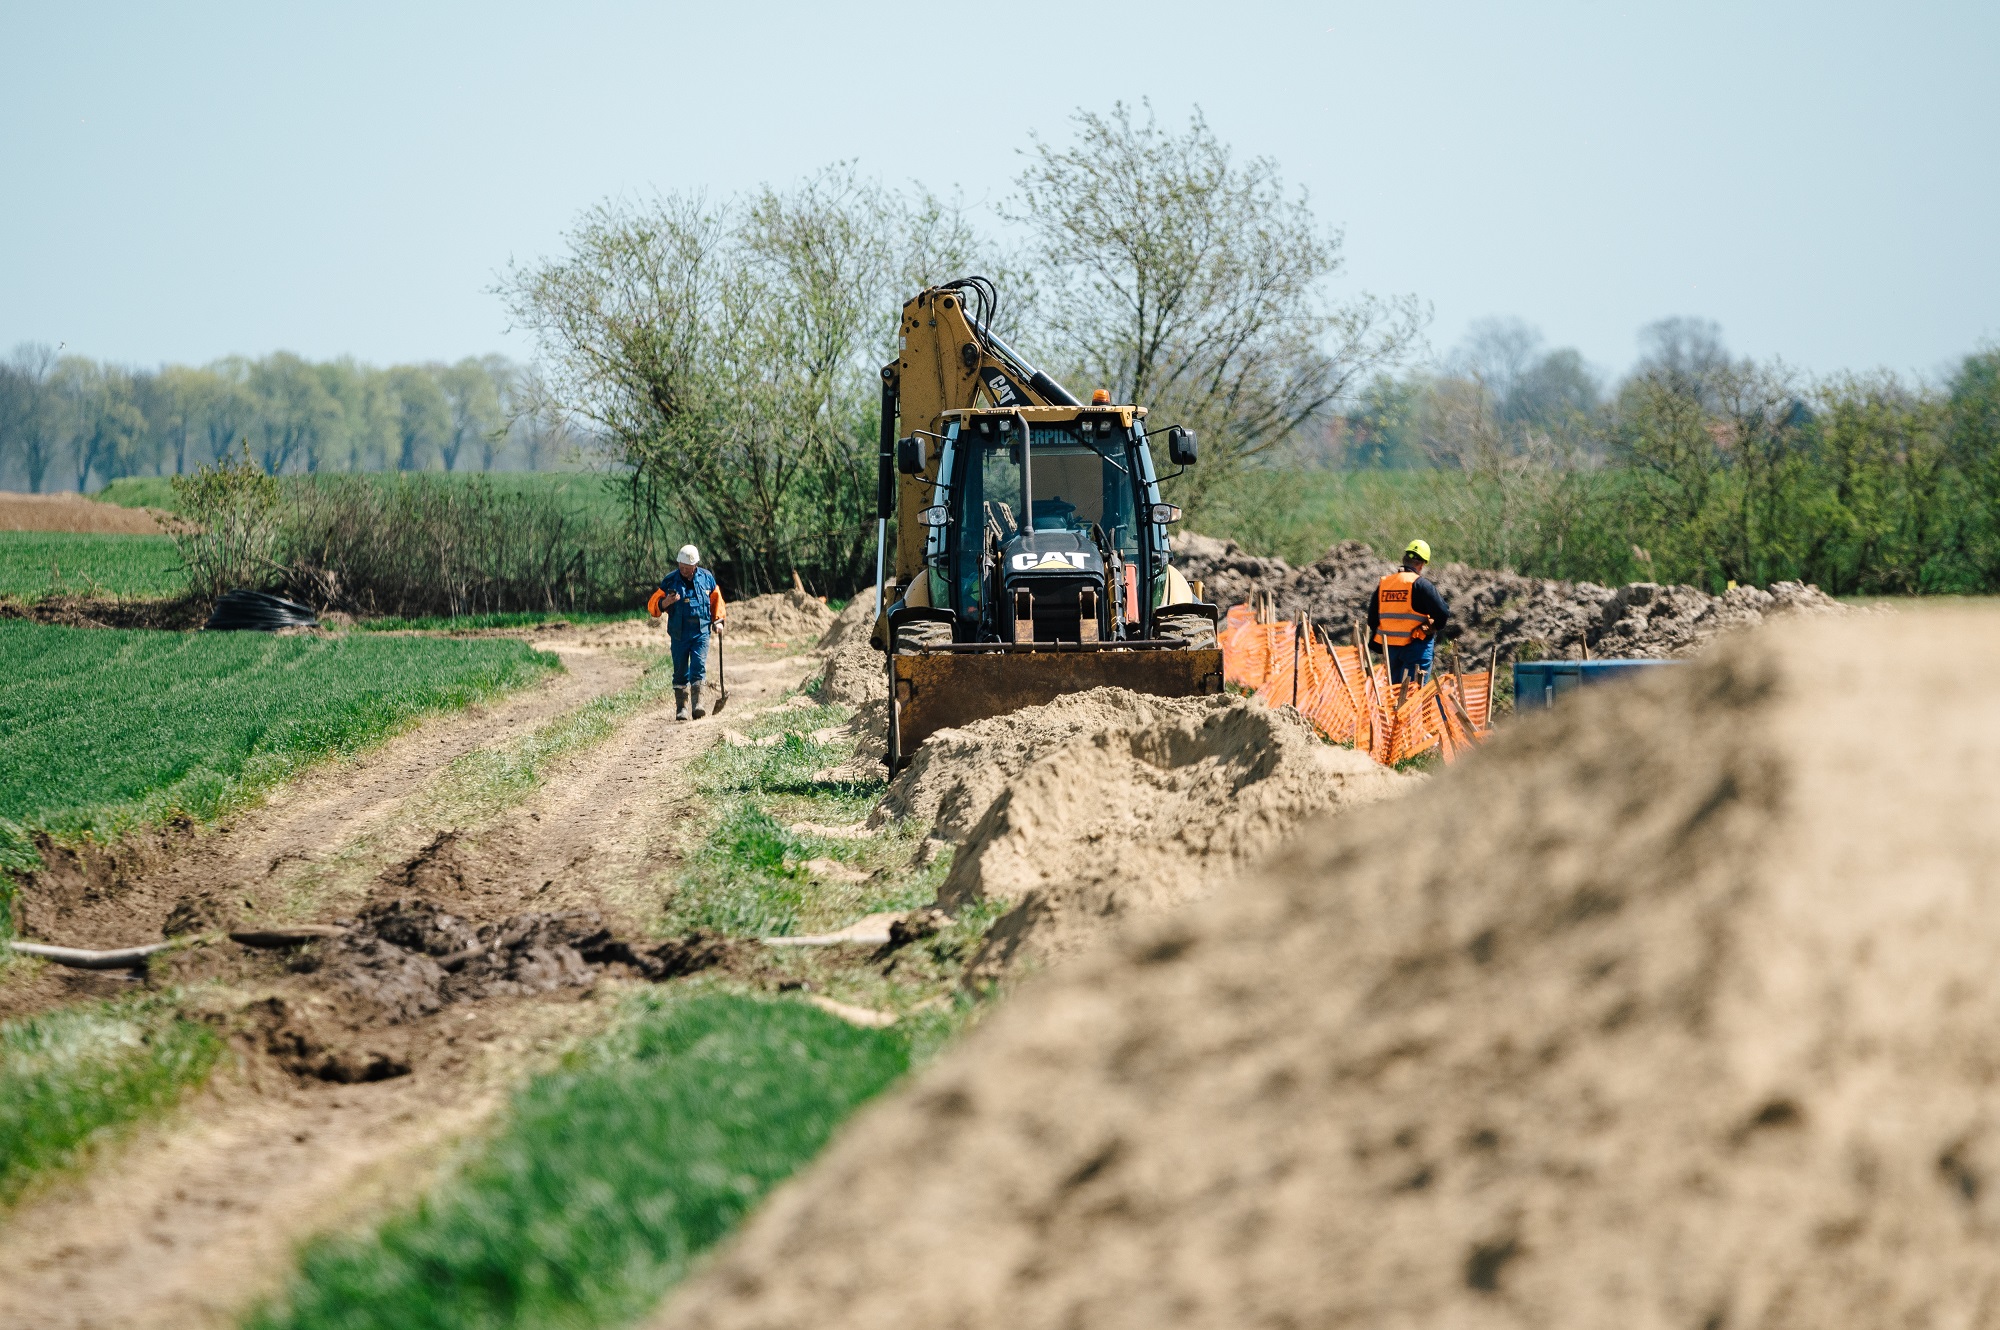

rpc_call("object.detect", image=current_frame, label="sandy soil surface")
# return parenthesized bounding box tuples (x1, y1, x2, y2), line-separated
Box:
(0, 627, 817, 1330)
(652, 606, 2000, 1330)
(0, 493, 167, 534)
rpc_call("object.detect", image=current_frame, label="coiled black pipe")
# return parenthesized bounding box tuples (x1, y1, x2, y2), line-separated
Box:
(204, 590, 320, 631)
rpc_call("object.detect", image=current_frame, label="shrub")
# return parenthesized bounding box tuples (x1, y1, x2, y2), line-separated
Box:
(166, 444, 282, 599)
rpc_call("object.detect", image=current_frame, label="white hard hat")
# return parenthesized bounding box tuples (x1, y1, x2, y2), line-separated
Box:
(676, 545, 701, 566)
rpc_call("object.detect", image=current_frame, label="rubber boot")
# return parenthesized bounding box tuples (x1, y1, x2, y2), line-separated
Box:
(674, 687, 690, 722)
(690, 682, 707, 720)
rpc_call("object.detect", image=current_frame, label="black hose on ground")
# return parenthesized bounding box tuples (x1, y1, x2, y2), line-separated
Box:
(205, 590, 319, 632)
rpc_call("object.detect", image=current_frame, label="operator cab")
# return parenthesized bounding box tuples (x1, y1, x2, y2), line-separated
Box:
(912, 407, 1193, 644)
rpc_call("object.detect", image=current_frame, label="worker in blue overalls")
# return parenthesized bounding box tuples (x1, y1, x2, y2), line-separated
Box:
(648, 543, 727, 721)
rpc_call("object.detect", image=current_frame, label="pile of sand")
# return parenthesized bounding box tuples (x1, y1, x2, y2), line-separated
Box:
(870, 689, 1224, 843)
(725, 588, 836, 643)
(1175, 532, 1846, 663)
(0, 492, 166, 534)
(861, 687, 1405, 974)
(654, 607, 2000, 1329)
(813, 595, 882, 706)
(940, 695, 1404, 974)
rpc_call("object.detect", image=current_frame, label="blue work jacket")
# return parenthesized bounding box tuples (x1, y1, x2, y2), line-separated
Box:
(659, 567, 720, 637)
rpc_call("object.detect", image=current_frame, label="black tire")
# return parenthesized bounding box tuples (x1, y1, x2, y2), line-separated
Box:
(1159, 616, 1217, 651)
(893, 617, 952, 654)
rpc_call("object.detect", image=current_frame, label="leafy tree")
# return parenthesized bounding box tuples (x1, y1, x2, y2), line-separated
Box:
(1942, 349, 2000, 581)
(0, 345, 62, 492)
(439, 357, 505, 472)
(503, 169, 976, 592)
(242, 354, 340, 475)
(384, 366, 450, 472)
(1340, 372, 1427, 469)
(57, 359, 145, 492)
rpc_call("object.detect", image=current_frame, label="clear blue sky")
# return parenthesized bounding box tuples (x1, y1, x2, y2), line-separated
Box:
(3, 0, 1993, 382)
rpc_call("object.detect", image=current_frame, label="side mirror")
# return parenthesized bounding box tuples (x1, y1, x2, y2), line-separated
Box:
(919, 504, 950, 527)
(897, 436, 928, 475)
(1168, 427, 1198, 466)
(1150, 503, 1183, 525)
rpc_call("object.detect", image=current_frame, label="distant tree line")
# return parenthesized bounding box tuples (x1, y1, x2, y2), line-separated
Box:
(1323, 317, 2000, 595)
(0, 349, 579, 494)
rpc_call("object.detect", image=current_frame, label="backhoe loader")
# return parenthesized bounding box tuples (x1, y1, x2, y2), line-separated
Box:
(874, 276, 1224, 769)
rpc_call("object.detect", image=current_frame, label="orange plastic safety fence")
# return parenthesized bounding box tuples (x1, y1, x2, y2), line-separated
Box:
(1455, 670, 1492, 731)
(1222, 611, 1295, 691)
(1232, 623, 1294, 692)
(1223, 612, 1506, 769)
(1386, 680, 1441, 765)
(1434, 676, 1474, 762)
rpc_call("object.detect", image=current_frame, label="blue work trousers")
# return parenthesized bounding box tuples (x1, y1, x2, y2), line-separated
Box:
(1386, 638, 1435, 684)
(670, 629, 710, 686)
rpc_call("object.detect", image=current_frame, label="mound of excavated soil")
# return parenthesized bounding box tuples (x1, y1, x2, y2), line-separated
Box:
(0, 492, 166, 533)
(871, 689, 1227, 843)
(861, 687, 1405, 974)
(1175, 531, 1846, 664)
(654, 606, 2000, 1330)
(813, 595, 882, 706)
(943, 696, 1405, 974)
(726, 589, 836, 643)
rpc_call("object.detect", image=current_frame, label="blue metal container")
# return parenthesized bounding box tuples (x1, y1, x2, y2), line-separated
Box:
(1512, 658, 1679, 710)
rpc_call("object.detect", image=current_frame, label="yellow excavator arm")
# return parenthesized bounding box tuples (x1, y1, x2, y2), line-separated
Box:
(880, 278, 1081, 583)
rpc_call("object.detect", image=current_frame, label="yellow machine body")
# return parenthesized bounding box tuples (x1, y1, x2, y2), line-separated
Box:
(876, 279, 1222, 768)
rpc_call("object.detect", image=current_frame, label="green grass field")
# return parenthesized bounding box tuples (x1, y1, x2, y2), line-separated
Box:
(0, 532, 187, 601)
(250, 993, 908, 1330)
(0, 623, 561, 884)
(0, 995, 221, 1206)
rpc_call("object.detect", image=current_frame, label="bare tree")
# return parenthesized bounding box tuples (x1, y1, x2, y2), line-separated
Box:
(1005, 103, 1424, 493)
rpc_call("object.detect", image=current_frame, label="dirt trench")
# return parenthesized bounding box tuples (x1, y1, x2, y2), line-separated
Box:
(0, 630, 816, 1330)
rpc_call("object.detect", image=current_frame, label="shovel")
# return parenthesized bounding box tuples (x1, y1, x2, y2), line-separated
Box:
(710, 617, 730, 714)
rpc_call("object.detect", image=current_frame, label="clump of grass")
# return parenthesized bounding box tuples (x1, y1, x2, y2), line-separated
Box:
(664, 803, 815, 937)
(249, 993, 908, 1330)
(0, 995, 222, 1205)
(665, 701, 908, 938)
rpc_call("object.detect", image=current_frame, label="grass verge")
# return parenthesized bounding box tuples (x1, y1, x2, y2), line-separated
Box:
(0, 531, 186, 600)
(0, 622, 561, 891)
(664, 694, 1003, 1031)
(248, 993, 906, 1330)
(0, 994, 222, 1206)
(664, 703, 896, 938)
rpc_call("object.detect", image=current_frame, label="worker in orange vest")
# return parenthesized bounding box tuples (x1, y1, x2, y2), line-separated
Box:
(1368, 539, 1451, 684)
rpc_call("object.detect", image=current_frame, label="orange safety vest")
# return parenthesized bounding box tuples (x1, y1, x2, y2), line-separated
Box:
(1374, 570, 1431, 647)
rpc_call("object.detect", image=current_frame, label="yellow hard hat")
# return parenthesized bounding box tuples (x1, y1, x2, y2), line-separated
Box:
(1404, 539, 1432, 562)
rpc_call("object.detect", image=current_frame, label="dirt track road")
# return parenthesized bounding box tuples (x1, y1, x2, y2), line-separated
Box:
(0, 628, 817, 1330)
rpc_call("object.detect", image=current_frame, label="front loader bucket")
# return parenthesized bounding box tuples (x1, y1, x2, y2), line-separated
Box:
(887, 644, 1225, 771)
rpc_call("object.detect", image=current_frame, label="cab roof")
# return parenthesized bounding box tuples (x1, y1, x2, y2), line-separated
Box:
(942, 405, 1147, 428)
